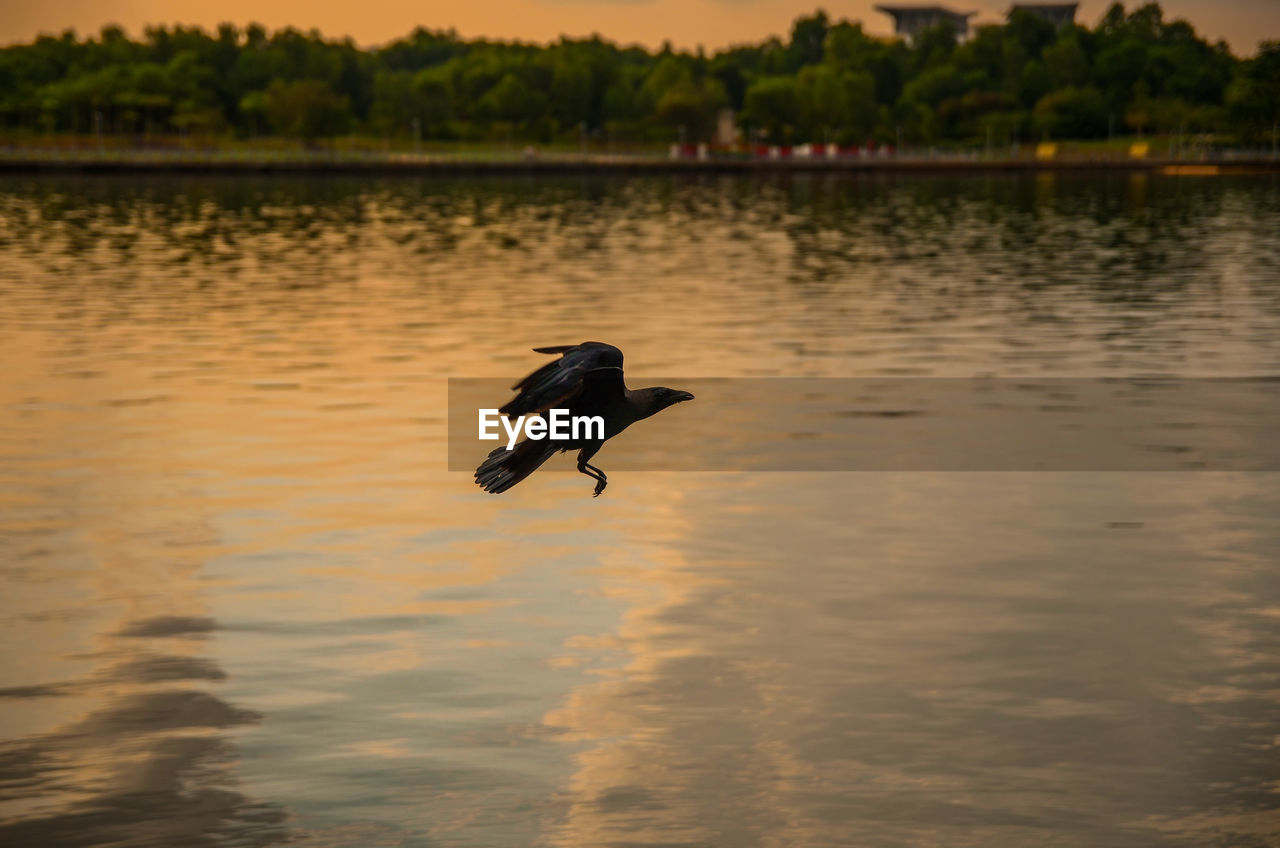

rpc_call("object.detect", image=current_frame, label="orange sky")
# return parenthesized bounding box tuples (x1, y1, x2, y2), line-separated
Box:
(2, 0, 1277, 56)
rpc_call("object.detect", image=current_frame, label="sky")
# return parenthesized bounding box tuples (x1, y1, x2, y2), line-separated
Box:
(2, 0, 1278, 56)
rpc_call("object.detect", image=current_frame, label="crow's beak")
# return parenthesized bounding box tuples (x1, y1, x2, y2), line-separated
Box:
(673, 391, 695, 403)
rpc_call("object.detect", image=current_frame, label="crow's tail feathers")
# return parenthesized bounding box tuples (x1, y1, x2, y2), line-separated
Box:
(474, 439, 559, 494)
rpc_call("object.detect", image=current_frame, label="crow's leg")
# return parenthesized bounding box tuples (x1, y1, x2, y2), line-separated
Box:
(576, 445, 607, 497)
(575, 459, 607, 496)
(586, 463, 608, 497)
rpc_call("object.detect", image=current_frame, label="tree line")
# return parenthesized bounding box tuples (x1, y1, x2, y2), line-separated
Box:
(1, 3, 1277, 147)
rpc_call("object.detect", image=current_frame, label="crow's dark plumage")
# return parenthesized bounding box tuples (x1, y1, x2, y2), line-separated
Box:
(475, 342, 693, 496)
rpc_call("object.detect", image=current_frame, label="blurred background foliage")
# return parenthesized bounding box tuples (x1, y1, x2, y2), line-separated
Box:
(0, 3, 1276, 147)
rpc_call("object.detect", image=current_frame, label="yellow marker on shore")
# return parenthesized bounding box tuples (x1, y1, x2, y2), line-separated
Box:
(1035, 142, 1058, 159)
(1162, 165, 1221, 176)
(1130, 141, 1150, 158)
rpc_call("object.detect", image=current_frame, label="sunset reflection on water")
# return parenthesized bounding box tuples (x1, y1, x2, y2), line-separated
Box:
(1, 173, 1278, 846)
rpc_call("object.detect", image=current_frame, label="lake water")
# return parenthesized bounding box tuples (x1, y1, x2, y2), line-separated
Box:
(1, 172, 1278, 847)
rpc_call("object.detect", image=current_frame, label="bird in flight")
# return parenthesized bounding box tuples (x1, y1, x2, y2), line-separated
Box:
(475, 342, 694, 496)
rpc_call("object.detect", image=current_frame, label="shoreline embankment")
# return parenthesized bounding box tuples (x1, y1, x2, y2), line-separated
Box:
(2, 152, 1278, 176)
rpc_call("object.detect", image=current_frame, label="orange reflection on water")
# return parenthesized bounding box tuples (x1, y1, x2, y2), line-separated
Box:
(2, 175, 1279, 847)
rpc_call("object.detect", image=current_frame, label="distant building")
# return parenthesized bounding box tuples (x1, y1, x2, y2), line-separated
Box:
(1008, 3, 1078, 27)
(874, 5, 976, 41)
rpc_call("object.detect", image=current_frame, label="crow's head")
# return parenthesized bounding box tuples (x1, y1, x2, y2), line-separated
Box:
(637, 386, 695, 417)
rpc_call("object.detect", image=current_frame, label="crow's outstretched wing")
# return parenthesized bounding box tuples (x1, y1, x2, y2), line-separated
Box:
(499, 342, 626, 417)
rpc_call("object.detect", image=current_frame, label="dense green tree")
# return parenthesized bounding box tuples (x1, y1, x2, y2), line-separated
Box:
(370, 71, 418, 133)
(795, 65, 846, 138)
(912, 21, 959, 74)
(1033, 86, 1108, 137)
(548, 52, 593, 129)
(787, 11, 829, 70)
(823, 21, 876, 72)
(1004, 9, 1058, 64)
(475, 73, 546, 128)
(709, 48, 756, 110)
(903, 65, 968, 109)
(742, 76, 798, 141)
(0, 4, 1263, 145)
(265, 78, 352, 139)
(842, 71, 880, 139)
(1043, 33, 1090, 89)
(412, 68, 455, 132)
(238, 90, 269, 135)
(953, 25, 1005, 86)
(939, 91, 1019, 140)
(1226, 41, 1280, 143)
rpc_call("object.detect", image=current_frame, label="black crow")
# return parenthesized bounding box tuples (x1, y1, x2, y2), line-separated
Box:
(475, 342, 694, 496)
